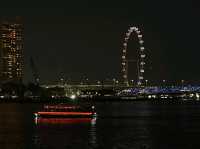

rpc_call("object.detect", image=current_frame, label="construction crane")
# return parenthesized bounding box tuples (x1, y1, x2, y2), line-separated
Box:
(30, 57, 40, 85)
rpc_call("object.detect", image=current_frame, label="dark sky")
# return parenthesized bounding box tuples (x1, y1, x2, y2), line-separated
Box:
(0, 0, 199, 84)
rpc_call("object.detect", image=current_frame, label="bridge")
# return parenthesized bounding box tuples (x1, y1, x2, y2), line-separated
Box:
(41, 83, 200, 97)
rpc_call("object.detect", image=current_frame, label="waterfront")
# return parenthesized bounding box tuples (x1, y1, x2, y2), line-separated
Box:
(1, 101, 200, 149)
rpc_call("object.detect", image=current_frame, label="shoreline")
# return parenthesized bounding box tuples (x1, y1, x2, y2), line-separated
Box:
(0, 96, 199, 104)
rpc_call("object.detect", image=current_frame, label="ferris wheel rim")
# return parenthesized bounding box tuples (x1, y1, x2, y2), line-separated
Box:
(122, 26, 146, 87)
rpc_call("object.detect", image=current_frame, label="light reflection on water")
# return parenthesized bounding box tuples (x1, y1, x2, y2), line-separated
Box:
(33, 116, 98, 149)
(89, 118, 97, 148)
(34, 117, 96, 125)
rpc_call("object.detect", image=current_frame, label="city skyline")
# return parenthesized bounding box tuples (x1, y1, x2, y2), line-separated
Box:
(0, 1, 199, 84)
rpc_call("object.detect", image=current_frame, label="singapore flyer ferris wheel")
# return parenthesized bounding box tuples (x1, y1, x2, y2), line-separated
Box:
(121, 26, 146, 87)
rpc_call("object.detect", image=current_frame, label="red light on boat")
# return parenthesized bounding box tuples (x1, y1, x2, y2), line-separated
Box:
(37, 111, 93, 116)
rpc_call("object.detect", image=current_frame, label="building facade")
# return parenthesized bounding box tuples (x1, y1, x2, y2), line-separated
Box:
(0, 17, 24, 83)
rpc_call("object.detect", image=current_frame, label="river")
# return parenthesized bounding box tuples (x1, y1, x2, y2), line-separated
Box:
(1, 101, 200, 149)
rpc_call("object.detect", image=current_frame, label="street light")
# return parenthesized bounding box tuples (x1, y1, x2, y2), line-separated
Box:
(116, 80, 119, 85)
(181, 80, 184, 85)
(97, 81, 101, 85)
(86, 78, 89, 86)
(130, 80, 134, 86)
(112, 78, 116, 89)
(145, 80, 148, 86)
(162, 80, 166, 86)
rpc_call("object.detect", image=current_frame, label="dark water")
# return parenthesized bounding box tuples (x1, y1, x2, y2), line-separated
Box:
(1, 102, 200, 149)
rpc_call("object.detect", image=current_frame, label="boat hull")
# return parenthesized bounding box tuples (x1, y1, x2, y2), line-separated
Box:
(34, 111, 96, 118)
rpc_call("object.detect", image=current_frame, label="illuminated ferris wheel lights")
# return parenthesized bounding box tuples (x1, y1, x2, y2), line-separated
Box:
(123, 50, 126, 53)
(130, 26, 138, 30)
(130, 27, 135, 30)
(122, 56, 126, 59)
(126, 32, 131, 36)
(141, 54, 146, 58)
(123, 43, 127, 46)
(140, 62, 145, 65)
(128, 28, 133, 32)
(139, 76, 144, 80)
(138, 34, 142, 38)
(122, 62, 126, 65)
(140, 69, 144, 73)
(136, 31, 141, 34)
(140, 47, 144, 50)
(139, 40, 144, 44)
(123, 75, 127, 78)
(135, 28, 139, 31)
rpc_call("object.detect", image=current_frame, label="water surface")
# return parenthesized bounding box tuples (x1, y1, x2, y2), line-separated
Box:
(1, 102, 200, 149)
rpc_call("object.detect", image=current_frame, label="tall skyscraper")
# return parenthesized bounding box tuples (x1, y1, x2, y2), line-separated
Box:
(0, 17, 24, 83)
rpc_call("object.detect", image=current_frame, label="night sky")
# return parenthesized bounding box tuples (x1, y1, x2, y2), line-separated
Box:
(0, 1, 199, 84)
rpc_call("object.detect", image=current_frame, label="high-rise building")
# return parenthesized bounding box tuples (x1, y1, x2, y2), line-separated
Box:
(0, 17, 24, 83)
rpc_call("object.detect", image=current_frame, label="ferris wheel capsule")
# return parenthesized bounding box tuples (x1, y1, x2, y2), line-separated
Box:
(122, 62, 126, 65)
(139, 76, 144, 80)
(126, 32, 131, 36)
(123, 43, 127, 46)
(140, 47, 144, 50)
(141, 54, 146, 58)
(136, 30, 141, 34)
(140, 48, 145, 52)
(123, 75, 127, 78)
(140, 69, 145, 73)
(135, 28, 139, 31)
(139, 40, 144, 44)
(128, 28, 133, 32)
(123, 49, 126, 53)
(125, 37, 128, 41)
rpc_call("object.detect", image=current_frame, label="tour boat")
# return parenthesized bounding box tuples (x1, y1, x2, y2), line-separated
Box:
(34, 104, 97, 118)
